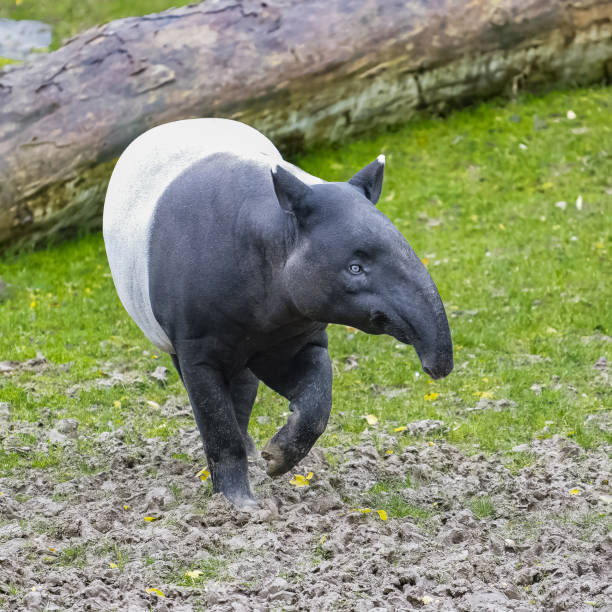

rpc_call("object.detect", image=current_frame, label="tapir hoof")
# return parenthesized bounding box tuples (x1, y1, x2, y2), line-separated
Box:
(261, 442, 293, 477)
(225, 494, 259, 513)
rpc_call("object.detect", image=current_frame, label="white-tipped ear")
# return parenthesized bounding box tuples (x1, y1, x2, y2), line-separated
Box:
(348, 155, 385, 205)
(271, 165, 312, 217)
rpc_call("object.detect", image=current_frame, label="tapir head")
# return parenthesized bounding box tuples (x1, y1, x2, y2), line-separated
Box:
(272, 157, 453, 380)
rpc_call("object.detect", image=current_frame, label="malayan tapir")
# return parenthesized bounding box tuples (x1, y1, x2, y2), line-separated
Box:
(103, 118, 453, 511)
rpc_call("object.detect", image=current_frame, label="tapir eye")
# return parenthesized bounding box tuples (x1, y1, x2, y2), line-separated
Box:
(348, 263, 363, 275)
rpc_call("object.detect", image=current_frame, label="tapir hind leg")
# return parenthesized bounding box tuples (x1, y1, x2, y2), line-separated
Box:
(174, 340, 257, 511)
(250, 333, 332, 477)
(230, 369, 259, 458)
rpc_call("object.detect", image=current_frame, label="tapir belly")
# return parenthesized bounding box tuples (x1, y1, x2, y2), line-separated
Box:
(102, 119, 282, 353)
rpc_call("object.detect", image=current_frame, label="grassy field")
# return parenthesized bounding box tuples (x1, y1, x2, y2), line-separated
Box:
(0, 85, 610, 483)
(0, 0, 192, 51)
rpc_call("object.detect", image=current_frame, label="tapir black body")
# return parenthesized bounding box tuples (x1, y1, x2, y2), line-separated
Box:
(103, 119, 453, 510)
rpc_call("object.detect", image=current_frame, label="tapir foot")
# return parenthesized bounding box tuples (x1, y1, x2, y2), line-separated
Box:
(224, 493, 259, 513)
(261, 439, 306, 477)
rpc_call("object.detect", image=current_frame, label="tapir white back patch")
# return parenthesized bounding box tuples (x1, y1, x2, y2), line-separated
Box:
(103, 119, 322, 354)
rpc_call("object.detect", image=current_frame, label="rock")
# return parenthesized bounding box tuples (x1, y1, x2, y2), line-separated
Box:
(150, 366, 168, 384)
(406, 419, 447, 436)
(144, 486, 174, 510)
(56, 418, 79, 436)
(47, 429, 68, 444)
(593, 356, 608, 371)
(530, 383, 543, 396)
(0, 18, 52, 61)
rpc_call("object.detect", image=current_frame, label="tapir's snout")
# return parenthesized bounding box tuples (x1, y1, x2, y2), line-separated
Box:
(377, 266, 454, 380)
(421, 347, 454, 380)
(412, 286, 454, 380)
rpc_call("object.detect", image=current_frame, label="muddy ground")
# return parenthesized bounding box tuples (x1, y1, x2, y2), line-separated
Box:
(0, 394, 610, 612)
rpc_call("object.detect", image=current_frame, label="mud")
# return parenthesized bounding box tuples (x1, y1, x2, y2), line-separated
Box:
(1, 402, 610, 612)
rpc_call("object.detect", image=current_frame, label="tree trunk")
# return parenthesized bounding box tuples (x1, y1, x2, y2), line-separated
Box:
(1, 0, 611, 249)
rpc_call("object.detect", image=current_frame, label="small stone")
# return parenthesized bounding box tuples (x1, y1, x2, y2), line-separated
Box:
(530, 383, 543, 396)
(56, 418, 79, 436)
(0, 18, 52, 61)
(47, 429, 68, 444)
(150, 366, 168, 384)
(406, 419, 446, 436)
(555, 201, 567, 210)
(593, 356, 608, 371)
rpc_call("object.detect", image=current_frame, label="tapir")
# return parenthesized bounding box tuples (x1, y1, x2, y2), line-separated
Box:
(103, 119, 453, 510)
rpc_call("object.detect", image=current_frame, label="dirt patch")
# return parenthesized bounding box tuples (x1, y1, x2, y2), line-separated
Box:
(0, 415, 610, 611)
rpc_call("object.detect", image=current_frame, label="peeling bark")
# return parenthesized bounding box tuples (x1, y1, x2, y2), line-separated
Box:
(1, 0, 611, 249)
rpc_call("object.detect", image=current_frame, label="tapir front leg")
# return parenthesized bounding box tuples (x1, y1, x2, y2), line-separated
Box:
(174, 341, 257, 510)
(251, 334, 332, 477)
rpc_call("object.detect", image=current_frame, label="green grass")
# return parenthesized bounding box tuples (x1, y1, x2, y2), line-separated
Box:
(0, 0, 193, 50)
(170, 556, 228, 587)
(365, 478, 433, 524)
(469, 496, 497, 519)
(0, 85, 611, 482)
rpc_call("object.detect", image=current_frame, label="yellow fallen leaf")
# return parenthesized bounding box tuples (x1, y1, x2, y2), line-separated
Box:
(144, 516, 158, 522)
(421, 257, 430, 266)
(385, 449, 394, 455)
(30, 301, 36, 308)
(152, 354, 158, 359)
(290, 474, 309, 487)
(146, 587, 165, 598)
(424, 392, 439, 401)
(319, 535, 327, 545)
(428, 441, 435, 446)
(185, 570, 203, 579)
(113, 400, 122, 408)
(197, 468, 210, 482)
(353, 508, 372, 514)
(499, 223, 506, 230)
(364, 414, 378, 426)
(109, 562, 118, 569)
(306, 472, 314, 480)
(473, 391, 493, 399)
(377, 509, 388, 521)
(123, 504, 130, 510)
(48, 547, 55, 552)
(393, 426, 406, 433)
(569, 488, 581, 495)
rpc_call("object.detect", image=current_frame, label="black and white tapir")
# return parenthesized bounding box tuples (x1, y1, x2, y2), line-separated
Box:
(103, 119, 453, 510)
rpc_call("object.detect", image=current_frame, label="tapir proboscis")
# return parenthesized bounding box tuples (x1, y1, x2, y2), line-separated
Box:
(103, 118, 453, 510)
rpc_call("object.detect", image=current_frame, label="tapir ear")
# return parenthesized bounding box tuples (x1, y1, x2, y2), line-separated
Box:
(348, 155, 385, 205)
(272, 165, 312, 218)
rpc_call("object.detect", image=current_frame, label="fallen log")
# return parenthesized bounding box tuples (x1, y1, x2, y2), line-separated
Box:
(1, 0, 611, 249)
